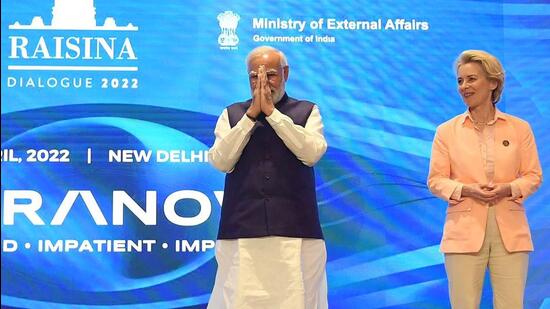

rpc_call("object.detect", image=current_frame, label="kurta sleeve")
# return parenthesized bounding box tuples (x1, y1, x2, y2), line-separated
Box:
(266, 105, 328, 166)
(208, 108, 256, 173)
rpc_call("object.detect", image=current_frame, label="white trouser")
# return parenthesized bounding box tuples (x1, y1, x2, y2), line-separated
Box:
(207, 236, 328, 309)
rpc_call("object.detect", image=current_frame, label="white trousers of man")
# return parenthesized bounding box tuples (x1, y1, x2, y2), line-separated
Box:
(207, 236, 328, 309)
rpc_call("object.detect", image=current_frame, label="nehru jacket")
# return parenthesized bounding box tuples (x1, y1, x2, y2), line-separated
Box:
(209, 93, 327, 240)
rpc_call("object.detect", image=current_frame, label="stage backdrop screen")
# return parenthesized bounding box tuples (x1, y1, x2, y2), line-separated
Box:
(2, 0, 549, 308)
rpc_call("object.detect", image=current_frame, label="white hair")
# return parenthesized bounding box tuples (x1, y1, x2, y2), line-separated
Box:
(246, 46, 288, 67)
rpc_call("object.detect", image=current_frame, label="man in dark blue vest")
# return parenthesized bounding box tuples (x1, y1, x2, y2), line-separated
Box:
(207, 46, 328, 309)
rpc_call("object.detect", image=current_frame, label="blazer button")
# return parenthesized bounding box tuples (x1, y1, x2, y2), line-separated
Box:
(265, 175, 270, 180)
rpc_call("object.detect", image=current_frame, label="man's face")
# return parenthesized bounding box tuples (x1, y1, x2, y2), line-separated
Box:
(247, 51, 289, 103)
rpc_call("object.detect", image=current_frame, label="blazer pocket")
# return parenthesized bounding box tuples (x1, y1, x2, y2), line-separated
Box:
(446, 200, 472, 213)
(507, 200, 525, 211)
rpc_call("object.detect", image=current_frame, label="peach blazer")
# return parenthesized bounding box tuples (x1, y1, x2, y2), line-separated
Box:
(428, 110, 542, 253)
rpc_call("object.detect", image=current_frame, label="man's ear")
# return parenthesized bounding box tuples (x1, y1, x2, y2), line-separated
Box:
(283, 66, 289, 81)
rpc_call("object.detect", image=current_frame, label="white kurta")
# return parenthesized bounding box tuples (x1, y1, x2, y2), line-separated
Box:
(207, 102, 328, 309)
(208, 237, 328, 309)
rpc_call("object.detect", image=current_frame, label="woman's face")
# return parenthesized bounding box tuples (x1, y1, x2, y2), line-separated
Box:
(457, 62, 497, 109)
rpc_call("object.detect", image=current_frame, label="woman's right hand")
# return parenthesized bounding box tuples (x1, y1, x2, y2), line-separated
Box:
(461, 184, 497, 203)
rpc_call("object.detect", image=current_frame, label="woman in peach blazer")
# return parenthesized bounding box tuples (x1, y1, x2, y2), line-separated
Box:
(428, 50, 542, 309)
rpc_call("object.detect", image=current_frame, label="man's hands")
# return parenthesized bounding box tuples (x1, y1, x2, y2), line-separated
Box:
(246, 65, 275, 120)
(461, 183, 512, 204)
(259, 66, 275, 116)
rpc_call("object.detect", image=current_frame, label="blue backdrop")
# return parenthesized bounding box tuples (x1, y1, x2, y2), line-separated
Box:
(2, 0, 549, 308)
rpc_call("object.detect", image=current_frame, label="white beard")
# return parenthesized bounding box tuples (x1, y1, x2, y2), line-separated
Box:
(271, 85, 285, 104)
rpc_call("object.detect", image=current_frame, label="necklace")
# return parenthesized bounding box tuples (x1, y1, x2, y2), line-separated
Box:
(473, 119, 488, 125)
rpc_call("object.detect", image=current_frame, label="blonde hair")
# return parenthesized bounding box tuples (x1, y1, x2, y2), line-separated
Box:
(455, 50, 505, 104)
